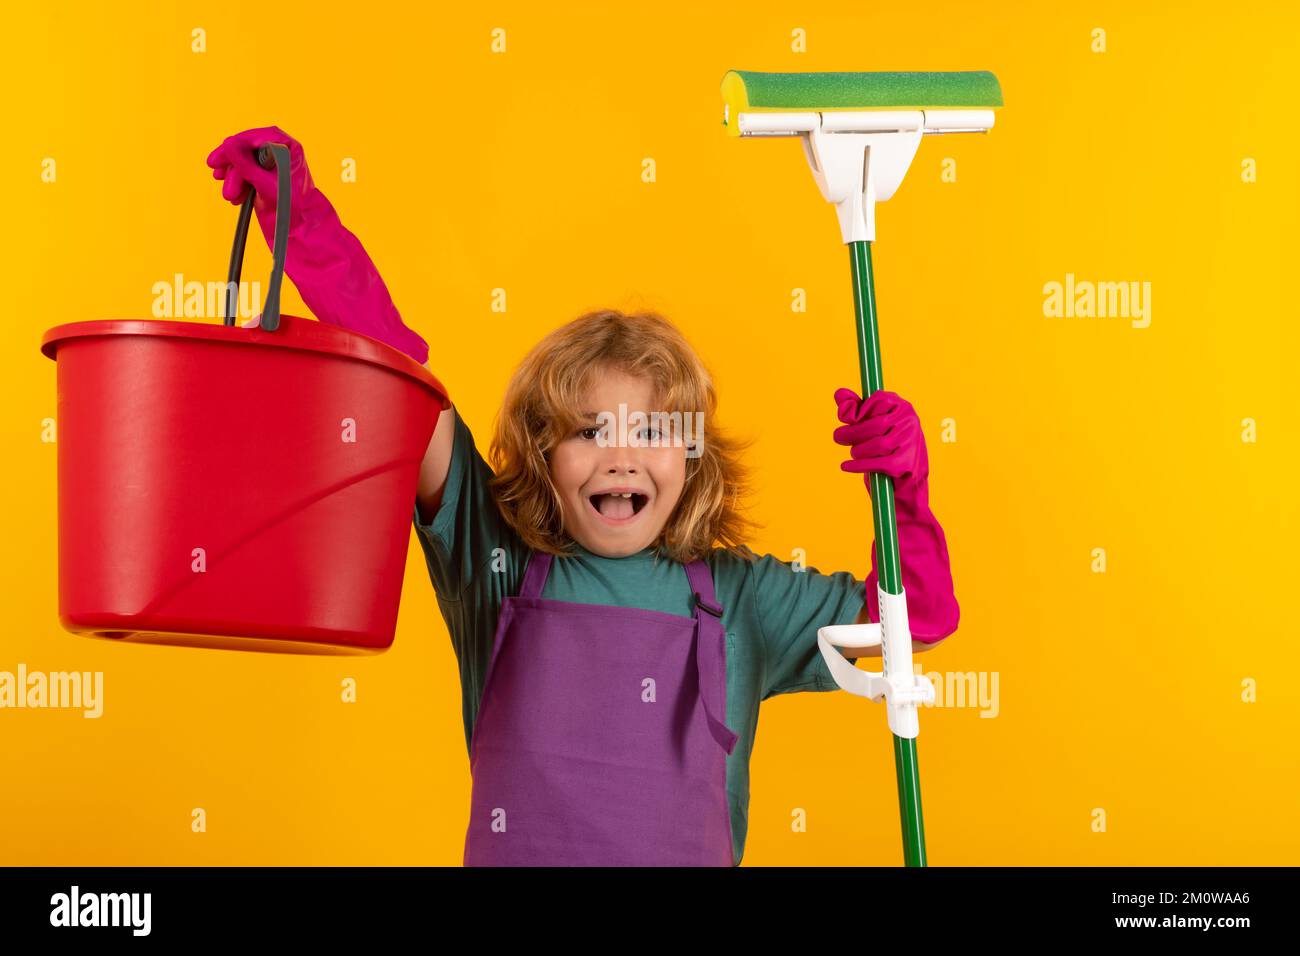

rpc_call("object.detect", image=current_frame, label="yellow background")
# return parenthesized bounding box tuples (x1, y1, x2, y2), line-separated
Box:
(3, 0, 1296, 865)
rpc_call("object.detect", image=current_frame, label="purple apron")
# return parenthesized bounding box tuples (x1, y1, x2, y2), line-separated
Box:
(463, 551, 739, 866)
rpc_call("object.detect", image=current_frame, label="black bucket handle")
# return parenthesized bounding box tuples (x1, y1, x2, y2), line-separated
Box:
(223, 142, 291, 331)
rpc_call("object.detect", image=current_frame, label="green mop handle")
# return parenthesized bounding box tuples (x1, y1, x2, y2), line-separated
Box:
(848, 240, 928, 868)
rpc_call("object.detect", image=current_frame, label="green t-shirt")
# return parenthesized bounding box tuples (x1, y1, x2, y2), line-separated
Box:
(412, 408, 866, 866)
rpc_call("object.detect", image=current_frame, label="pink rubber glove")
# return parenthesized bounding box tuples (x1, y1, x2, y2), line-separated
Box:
(833, 388, 960, 643)
(206, 126, 429, 366)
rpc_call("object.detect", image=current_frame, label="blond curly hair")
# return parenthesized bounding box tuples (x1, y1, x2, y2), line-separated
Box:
(487, 309, 758, 563)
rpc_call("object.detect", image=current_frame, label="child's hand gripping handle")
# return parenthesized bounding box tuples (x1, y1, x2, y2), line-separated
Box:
(225, 143, 291, 331)
(208, 127, 430, 364)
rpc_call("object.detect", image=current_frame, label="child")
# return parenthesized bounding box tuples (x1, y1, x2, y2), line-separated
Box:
(209, 127, 960, 867)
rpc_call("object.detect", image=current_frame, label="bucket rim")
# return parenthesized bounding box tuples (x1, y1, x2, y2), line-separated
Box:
(40, 315, 450, 408)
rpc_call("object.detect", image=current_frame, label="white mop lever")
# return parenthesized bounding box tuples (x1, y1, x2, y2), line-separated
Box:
(817, 584, 935, 738)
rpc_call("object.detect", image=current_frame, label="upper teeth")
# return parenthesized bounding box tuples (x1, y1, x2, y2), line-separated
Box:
(611, 493, 632, 497)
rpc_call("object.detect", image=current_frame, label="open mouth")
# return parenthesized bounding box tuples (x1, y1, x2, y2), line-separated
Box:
(587, 492, 649, 524)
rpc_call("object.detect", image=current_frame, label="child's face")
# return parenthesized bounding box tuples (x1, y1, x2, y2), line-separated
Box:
(549, 368, 688, 558)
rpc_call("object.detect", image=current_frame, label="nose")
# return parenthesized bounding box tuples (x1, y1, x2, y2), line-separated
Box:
(604, 455, 639, 475)
(599, 441, 642, 475)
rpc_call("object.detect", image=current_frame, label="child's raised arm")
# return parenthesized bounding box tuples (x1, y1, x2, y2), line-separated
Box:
(417, 404, 457, 524)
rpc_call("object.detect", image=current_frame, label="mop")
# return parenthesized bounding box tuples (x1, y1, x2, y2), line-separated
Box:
(719, 70, 1002, 866)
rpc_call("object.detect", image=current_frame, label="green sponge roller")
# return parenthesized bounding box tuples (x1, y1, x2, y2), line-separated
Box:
(721, 69, 1003, 123)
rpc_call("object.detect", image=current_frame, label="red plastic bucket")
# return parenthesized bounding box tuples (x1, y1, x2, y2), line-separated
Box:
(40, 142, 449, 654)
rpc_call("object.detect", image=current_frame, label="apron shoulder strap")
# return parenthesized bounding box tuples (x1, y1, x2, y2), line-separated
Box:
(684, 558, 724, 618)
(683, 556, 739, 755)
(518, 551, 553, 599)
